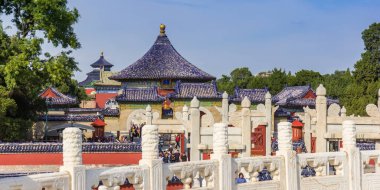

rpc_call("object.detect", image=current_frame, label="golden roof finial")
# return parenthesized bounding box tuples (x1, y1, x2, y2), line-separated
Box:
(160, 24, 166, 34)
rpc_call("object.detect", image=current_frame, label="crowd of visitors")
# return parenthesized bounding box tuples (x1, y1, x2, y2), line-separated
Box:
(159, 145, 187, 163)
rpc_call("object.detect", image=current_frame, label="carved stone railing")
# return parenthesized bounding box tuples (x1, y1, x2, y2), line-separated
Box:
(0, 143, 141, 153)
(235, 156, 283, 183)
(87, 165, 148, 190)
(164, 160, 218, 189)
(0, 171, 70, 190)
(297, 152, 346, 177)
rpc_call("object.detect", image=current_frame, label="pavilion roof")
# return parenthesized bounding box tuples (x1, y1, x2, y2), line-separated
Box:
(109, 24, 215, 82)
(116, 87, 165, 102)
(91, 118, 107, 127)
(90, 53, 114, 69)
(170, 81, 221, 99)
(232, 88, 268, 103)
(273, 85, 312, 105)
(39, 87, 77, 105)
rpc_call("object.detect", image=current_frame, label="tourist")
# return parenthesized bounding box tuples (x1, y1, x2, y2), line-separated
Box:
(163, 152, 169, 163)
(170, 152, 176, 163)
(236, 173, 247, 184)
(174, 149, 180, 162)
(181, 153, 187, 162)
(175, 134, 180, 149)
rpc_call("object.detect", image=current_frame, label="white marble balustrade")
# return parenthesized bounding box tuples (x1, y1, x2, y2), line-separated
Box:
(0, 171, 70, 190)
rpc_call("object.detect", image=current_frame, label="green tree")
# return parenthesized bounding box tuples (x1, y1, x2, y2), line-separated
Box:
(0, 0, 83, 141)
(293, 70, 322, 89)
(216, 75, 234, 95)
(267, 68, 288, 94)
(230, 67, 252, 88)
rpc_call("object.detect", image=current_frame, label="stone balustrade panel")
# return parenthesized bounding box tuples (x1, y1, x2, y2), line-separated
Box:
(86, 165, 148, 190)
(297, 152, 348, 190)
(163, 160, 218, 189)
(234, 156, 284, 190)
(0, 171, 70, 190)
(361, 150, 380, 190)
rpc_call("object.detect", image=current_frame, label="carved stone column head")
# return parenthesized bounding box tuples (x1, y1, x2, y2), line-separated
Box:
(213, 123, 228, 155)
(316, 84, 326, 96)
(222, 91, 228, 99)
(191, 97, 200, 108)
(277, 122, 292, 151)
(142, 125, 159, 160)
(241, 96, 251, 108)
(265, 92, 271, 100)
(342, 120, 356, 148)
(341, 106, 347, 117)
(62, 127, 82, 166)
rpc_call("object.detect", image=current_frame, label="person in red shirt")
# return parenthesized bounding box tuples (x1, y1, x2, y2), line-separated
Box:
(175, 134, 180, 149)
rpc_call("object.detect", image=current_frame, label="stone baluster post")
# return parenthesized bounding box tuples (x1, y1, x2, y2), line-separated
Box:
(222, 92, 229, 124)
(341, 106, 347, 117)
(241, 96, 251, 157)
(190, 97, 201, 161)
(303, 112, 312, 153)
(316, 84, 327, 152)
(146, 105, 152, 125)
(211, 123, 232, 190)
(378, 89, 380, 109)
(60, 127, 86, 190)
(265, 92, 272, 156)
(139, 125, 163, 190)
(182, 105, 189, 152)
(341, 120, 360, 190)
(276, 122, 298, 190)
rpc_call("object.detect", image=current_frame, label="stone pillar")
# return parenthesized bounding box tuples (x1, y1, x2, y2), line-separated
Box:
(341, 106, 347, 117)
(276, 122, 298, 190)
(241, 96, 251, 157)
(211, 123, 232, 190)
(146, 105, 152, 125)
(60, 127, 86, 190)
(139, 125, 163, 190)
(222, 92, 229, 124)
(316, 84, 327, 152)
(265, 92, 272, 156)
(378, 89, 380, 109)
(341, 120, 360, 190)
(190, 97, 201, 161)
(303, 112, 311, 152)
(182, 105, 189, 151)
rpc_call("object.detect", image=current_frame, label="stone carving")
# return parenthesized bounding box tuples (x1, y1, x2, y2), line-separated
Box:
(199, 107, 215, 127)
(366, 104, 380, 117)
(213, 123, 228, 155)
(97, 166, 146, 190)
(303, 106, 316, 117)
(277, 122, 292, 151)
(256, 104, 266, 112)
(342, 120, 356, 147)
(328, 103, 341, 117)
(141, 125, 159, 160)
(168, 160, 217, 189)
(341, 106, 347, 117)
(229, 103, 237, 113)
(236, 157, 282, 183)
(62, 127, 82, 166)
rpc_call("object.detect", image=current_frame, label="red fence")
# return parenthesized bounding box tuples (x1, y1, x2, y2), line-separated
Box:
(0, 152, 141, 165)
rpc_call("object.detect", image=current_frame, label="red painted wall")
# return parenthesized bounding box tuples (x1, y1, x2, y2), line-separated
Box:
(95, 93, 118, 108)
(0, 153, 141, 165)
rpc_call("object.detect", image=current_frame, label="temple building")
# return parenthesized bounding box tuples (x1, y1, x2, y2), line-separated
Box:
(108, 24, 224, 134)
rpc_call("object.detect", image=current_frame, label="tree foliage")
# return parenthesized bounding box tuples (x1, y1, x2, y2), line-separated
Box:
(216, 22, 380, 116)
(0, 0, 85, 141)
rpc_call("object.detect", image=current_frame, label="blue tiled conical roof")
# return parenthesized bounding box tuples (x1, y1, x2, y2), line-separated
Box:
(110, 25, 215, 82)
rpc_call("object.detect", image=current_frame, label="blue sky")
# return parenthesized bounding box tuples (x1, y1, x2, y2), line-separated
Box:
(22, 1, 380, 81)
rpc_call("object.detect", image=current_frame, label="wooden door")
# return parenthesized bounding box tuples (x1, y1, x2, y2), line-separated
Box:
(251, 125, 266, 156)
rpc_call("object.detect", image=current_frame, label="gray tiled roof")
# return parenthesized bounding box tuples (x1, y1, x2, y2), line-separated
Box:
(273, 85, 311, 105)
(39, 87, 78, 105)
(116, 87, 165, 102)
(232, 88, 268, 103)
(171, 81, 221, 99)
(90, 55, 113, 69)
(109, 33, 215, 81)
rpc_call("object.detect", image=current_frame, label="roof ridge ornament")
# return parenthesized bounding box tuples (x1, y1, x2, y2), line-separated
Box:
(160, 23, 166, 35)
